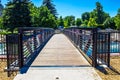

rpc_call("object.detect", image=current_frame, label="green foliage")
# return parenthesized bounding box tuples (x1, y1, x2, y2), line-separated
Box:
(0, 30, 12, 34)
(3, 0, 31, 32)
(88, 18, 97, 27)
(38, 6, 57, 28)
(103, 17, 116, 29)
(88, 2, 110, 28)
(63, 15, 75, 28)
(95, 2, 110, 24)
(95, 2, 103, 24)
(42, 0, 57, 18)
(90, 9, 96, 18)
(1, 0, 120, 30)
(114, 8, 120, 30)
(103, 12, 110, 23)
(2, 0, 57, 30)
(81, 12, 90, 21)
(64, 18, 70, 28)
(76, 18, 82, 27)
(0, 17, 3, 29)
(69, 16, 75, 26)
(82, 20, 88, 27)
(29, 3, 56, 27)
(58, 16, 64, 27)
(97, 24, 104, 29)
(28, 3, 40, 27)
(82, 2, 110, 28)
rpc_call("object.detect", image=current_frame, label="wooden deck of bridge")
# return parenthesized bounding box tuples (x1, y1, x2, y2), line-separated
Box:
(31, 33, 90, 67)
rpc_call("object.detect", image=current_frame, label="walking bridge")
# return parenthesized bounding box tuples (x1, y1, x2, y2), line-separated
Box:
(5, 27, 117, 80)
(14, 33, 101, 80)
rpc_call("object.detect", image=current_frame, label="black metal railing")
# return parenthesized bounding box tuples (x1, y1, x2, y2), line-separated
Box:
(18, 27, 54, 68)
(64, 28, 97, 67)
(96, 30, 120, 66)
(4, 27, 120, 77)
(6, 34, 20, 77)
(64, 28, 113, 67)
(109, 31, 120, 53)
(97, 31, 110, 67)
(0, 34, 6, 60)
(6, 27, 54, 77)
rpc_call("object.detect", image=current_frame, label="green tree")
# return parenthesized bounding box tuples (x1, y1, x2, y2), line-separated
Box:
(42, 0, 57, 18)
(70, 15, 75, 26)
(29, 3, 40, 27)
(90, 9, 97, 18)
(64, 16, 70, 28)
(76, 18, 82, 27)
(81, 20, 88, 27)
(114, 8, 120, 30)
(58, 16, 64, 27)
(88, 18, 97, 27)
(38, 6, 57, 28)
(81, 12, 90, 21)
(95, 2, 110, 24)
(63, 16, 71, 28)
(88, 2, 110, 28)
(64, 15, 75, 27)
(3, 0, 31, 32)
(0, 17, 3, 29)
(103, 17, 116, 29)
(96, 2, 103, 24)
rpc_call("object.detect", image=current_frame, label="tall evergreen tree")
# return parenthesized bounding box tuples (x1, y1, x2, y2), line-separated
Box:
(95, 2, 110, 24)
(42, 0, 57, 18)
(96, 2, 103, 24)
(3, 0, 31, 32)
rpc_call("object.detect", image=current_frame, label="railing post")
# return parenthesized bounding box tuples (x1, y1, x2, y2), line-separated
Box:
(75, 29, 78, 45)
(18, 30, 24, 68)
(73, 28, 75, 43)
(92, 28, 98, 67)
(33, 30, 37, 52)
(79, 29, 82, 49)
(107, 33, 110, 67)
(6, 35, 10, 77)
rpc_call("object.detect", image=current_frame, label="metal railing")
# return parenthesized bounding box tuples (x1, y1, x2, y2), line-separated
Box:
(18, 27, 54, 68)
(97, 31, 110, 67)
(64, 28, 112, 67)
(4, 27, 120, 77)
(6, 27, 54, 77)
(0, 34, 6, 60)
(109, 31, 120, 53)
(6, 34, 20, 76)
(64, 28, 97, 67)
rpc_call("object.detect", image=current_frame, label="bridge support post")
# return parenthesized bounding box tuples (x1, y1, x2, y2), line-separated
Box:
(18, 30, 24, 68)
(79, 30, 82, 49)
(107, 33, 110, 67)
(92, 28, 98, 67)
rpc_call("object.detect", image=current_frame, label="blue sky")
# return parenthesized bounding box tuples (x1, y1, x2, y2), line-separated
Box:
(1, 0, 120, 18)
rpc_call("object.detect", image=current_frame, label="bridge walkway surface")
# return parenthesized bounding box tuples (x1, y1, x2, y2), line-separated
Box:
(14, 34, 101, 80)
